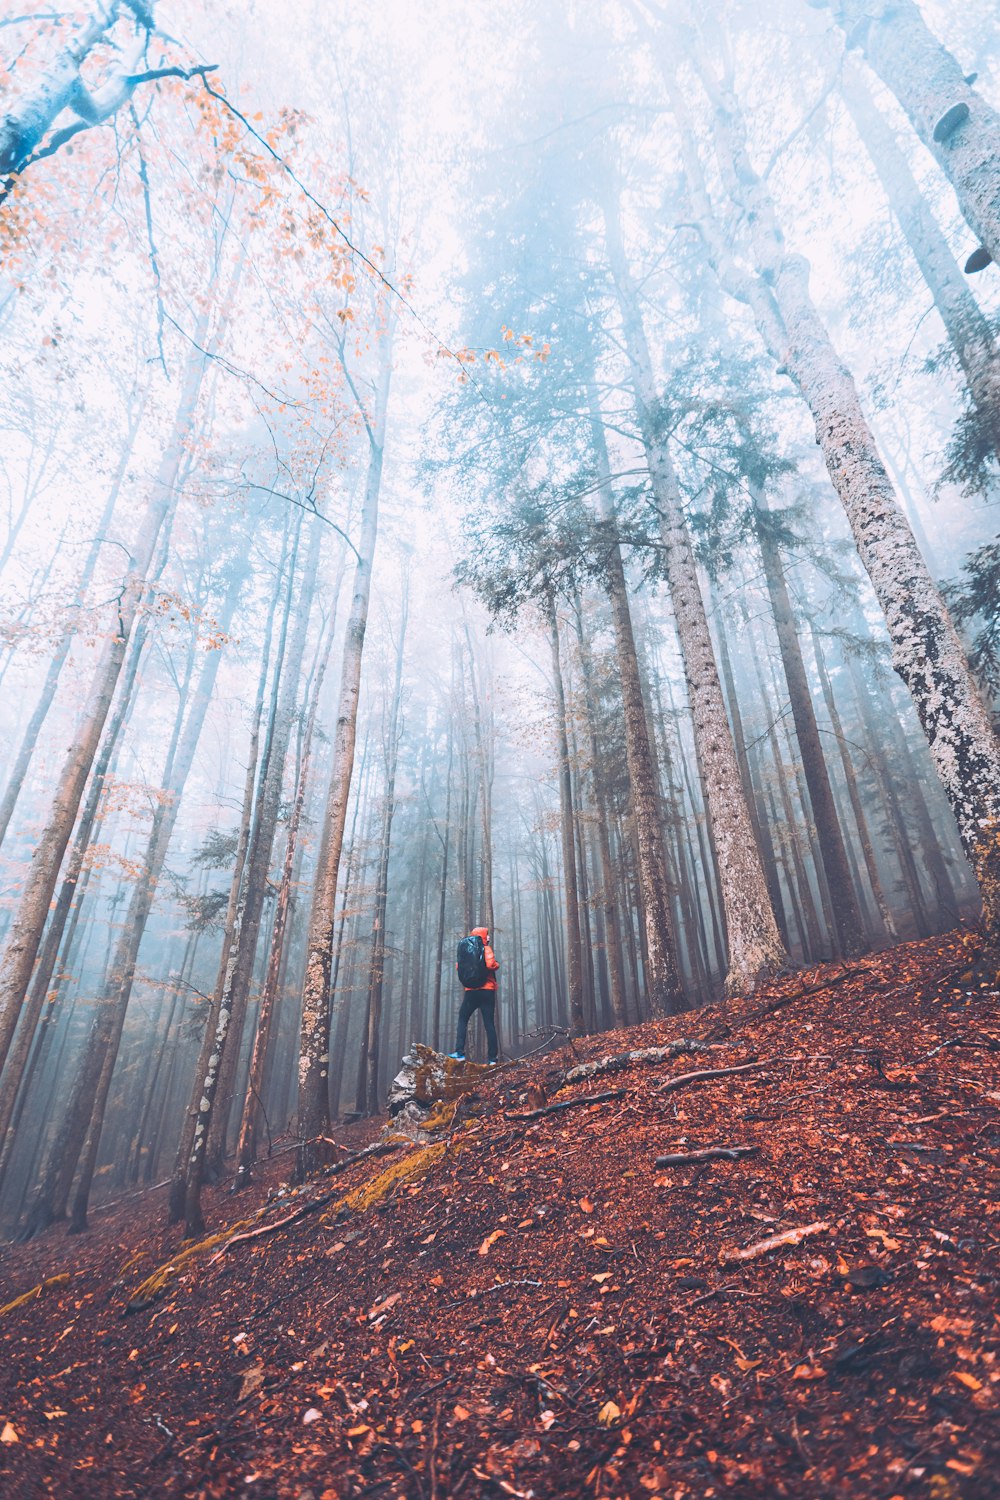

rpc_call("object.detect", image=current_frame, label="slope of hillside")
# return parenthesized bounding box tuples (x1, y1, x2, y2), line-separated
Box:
(1, 930, 998, 1499)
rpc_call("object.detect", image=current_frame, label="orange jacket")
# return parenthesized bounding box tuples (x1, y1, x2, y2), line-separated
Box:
(462, 927, 499, 991)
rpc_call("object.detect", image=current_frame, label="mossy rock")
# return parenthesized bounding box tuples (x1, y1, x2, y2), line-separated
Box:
(388, 1043, 492, 1114)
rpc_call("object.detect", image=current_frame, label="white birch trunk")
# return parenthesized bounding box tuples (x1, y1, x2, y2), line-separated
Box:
(0, 4, 150, 178)
(840, 59, 1000, 468)
(825, 0, 1000, 266)
(663, 30, 1000, 932)
(297, 323, 394, 1169)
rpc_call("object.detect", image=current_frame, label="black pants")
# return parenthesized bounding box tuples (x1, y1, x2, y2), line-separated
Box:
(456, 989, 498, 1062)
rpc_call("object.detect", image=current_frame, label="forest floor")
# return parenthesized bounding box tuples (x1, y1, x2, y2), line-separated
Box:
(0, 930, 998, 1500)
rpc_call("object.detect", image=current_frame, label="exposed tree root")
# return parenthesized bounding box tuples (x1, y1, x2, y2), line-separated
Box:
(655, 1146, 758, 1166)
(125, 1224, 252, 1314)
(505, 1089, 624, 1122)
(560, 1039, 713, 1086)
(658, 1061, 769, 1094)
(0, 1272, 71, 1320)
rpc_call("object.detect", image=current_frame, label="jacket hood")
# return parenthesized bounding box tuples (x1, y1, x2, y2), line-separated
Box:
(471, 927, 489, 941)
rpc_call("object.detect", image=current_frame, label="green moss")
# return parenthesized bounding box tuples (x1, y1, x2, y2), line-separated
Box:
(0, 1272, 71, 1319)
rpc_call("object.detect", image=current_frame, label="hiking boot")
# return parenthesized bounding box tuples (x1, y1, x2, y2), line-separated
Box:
(488, 1060, 498, 1067)
(447, 1052, 465, 1062)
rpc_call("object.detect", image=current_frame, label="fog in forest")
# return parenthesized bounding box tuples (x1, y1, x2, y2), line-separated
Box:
(1, 0, 999, 1244)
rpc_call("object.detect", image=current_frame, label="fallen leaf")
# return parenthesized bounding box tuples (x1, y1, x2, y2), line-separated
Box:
(479, 1229, 506, 1256)
(592, 1272, 612, 1284)
(866, 1228, 902, 1251)
(367, 1291, 401, 1320)
(453, 1404, 471, 1421)
(0, 1423, 17, 1444)
(598, 1400, 621, 1426)
(579, 1197, 594, 1214)
(953, 1371, 983, 1392)
(238, 1366, 265, 1403)
(302, 1408, 322, 1424)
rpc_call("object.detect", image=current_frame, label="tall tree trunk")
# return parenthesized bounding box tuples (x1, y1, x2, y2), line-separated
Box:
(663, 38, 1000, 932)
(824, 0, 1000, 267)
(297, 320, 394, 1175)
(0, 571, 154, 1193)
(183, 518, 312, 1231)
(753, 499, 865, 955)
(810, 625, 897, 940)
(204, 518, 322, 1177)
(571, 592, 629, 1026)
(712, 585, 789, 946)
(0, 391, 146, 852)
(431, 704, 454, 1051)
(840, 58, 1000, 466)
(232, 546, 344, 1186)
(0, 318, 214, 1080)
(21, 556, 245, 1234)
(364, 574, 409, 1115)
(601, 193, 787, 992)
(327, 733, 372, 1121)
(545, 592, 586, 1035)
(167, 541, 286, 1227)
(587, 384, 682, 1013)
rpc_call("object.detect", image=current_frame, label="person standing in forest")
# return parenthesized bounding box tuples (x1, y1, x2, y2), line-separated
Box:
(450, 927, 500, 1064)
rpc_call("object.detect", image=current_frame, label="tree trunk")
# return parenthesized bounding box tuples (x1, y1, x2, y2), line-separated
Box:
(204, 518, 321, 1176)
(232, 543, 344, 1185)
(712, 586, 789, 946)
(810, 626, 897, 940)
(21, 554, 244, 1235)
(167, 541, 286, 1228)
(826, 0, 1000, 267)
(364, 573, 409, 1115)
(431, 702, 454, 1051)
(601, 191, 787, 993)
(571, 592, 630, 1027)
(840, 58, 1000, 468)
(0, 391, 146, 852)
(0, 577, 152, 1195)
(587, 385, 683, 1014)
(664, 38, 1000, 933)
(0, 319, 213, 1081)
(297, 320, 393, 1175)
(753, 499, 865, 955)
(545, 592, 586, 1035)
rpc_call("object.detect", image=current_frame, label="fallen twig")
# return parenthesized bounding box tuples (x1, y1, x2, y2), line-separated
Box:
(719, 1220, 831, 1266)
(689, 1286, 767, 1306)
(659, 1061, 769, 1095)
(320, 1137, 411, 1178)
(736, 963, 876, 1027)
(208, 1194, 339, 1261)
(505, 1089, 624, 1121)
(924, 1033, 1000, 1059)
(655, 1145, 758, 1167)
(561, 1039, 714, 1086)
(209, 1140, 412, 1262)
(446, 1279, 543, 1307)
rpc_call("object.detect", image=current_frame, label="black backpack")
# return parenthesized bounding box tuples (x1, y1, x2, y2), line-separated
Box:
(456, 933, 488, 988)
